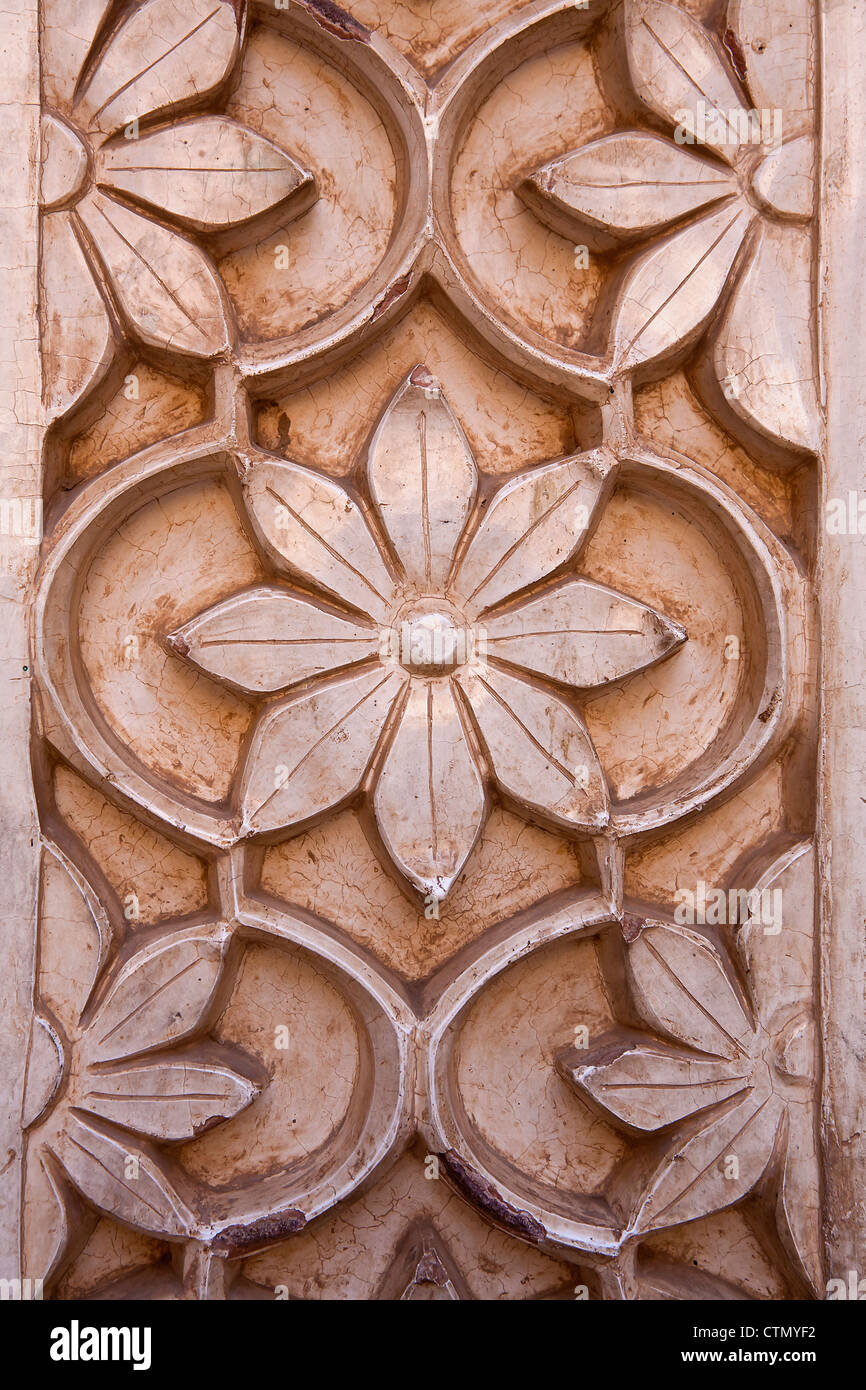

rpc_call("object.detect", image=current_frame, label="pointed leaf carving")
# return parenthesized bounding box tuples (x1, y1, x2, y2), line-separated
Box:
(711, 223, 819, 453)
(373, 678, 485, 899)
(629, 1090, 783, 1234)
(628, 922, 754, 1061)
(39, 841, 114, 1037)
(242, 458, 396, 623)
(242, 667, 406, 833)
(458, 664, 608, 831)
(98, 118, 313, 233)
(736, 843, 815, 1032)
(727, 0, 815, 131)
(521, 132, 736, 245)
(53, 1114, 194, 1236)
(22, 1146, 83, 1285)
(560, 1036, 750, 1132)
(484, 579, 685, 690)
(40, 212, 114, 421)
(82, 1054, 259, 1141)
(170, 586, 379, 694)
(77, 190, 229, 355)
(625, 0, 751, 161)
(78, 0, 241, 140)
(778, 1093, 823, 1294)
(42, 0, 112, 109)
(84, 924, 230, 1064)
(453, 448, 614, 614)
(367, 369, 477, 590)
(611, 202, 753, 373)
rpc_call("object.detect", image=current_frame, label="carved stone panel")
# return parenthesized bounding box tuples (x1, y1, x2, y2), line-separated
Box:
(0, 0, 862, 1303)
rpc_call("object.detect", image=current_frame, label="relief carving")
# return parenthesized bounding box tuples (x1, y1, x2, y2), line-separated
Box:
(15, 0, 830, 1300)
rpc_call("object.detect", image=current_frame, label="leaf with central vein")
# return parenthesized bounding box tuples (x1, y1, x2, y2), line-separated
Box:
(458, 665, 608, 831)
(629, 1090, 783, 1234)
(727, 0, 815, 129)
(79, 0, 240, 141)
(611, 201, 753, 373)
(484, 578, 685, 690)
(367, 369, 477, 591)
(520, 131, 737, 246)
(84, 925, 230, 1065)
(242, 458, 396, 623)
(78, 190, 229, 356)
(373, 678, 485, 899)
(628, 922, 755, 1061)
(171, 586, 379, 695)
(42, 0, 113, 109)
(625, 0, 751, 161)
(52, 1115, 194, 1237)
(453, 448, 614, 614)
(98, 118, 312, 232)
(82, 1053, 260, 1141)
(242, 666, 407, 833)
(559, 1035, 751, 1131)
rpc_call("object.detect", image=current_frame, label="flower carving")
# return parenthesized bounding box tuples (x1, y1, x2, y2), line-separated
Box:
(23, 844, 261, 1280)
(170, 367, 686, 901)
(40, 0, 313, 418)
(520, 0, 818, 453)
(558, 847, 821, 1292)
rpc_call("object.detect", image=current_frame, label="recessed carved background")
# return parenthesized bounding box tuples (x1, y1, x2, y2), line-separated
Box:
(28, 0, 822, 1299)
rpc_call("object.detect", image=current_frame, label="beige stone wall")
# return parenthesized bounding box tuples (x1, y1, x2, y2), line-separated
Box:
(0, 0, 860, 1300)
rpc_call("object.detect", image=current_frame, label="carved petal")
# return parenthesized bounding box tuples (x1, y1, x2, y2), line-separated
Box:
(77, 0, 241, 141)
(752, 136, 815, 221)
(373, 678, 485, 899)
(711, 222, 819, 453)
(611, 202, 754, 373)
(625, 0, 751, 162)
(242, 667, 407, 833)
(170, 586, 379, 695)
(367, 370, 477, 591)
(242, 459, 397, 623)
(52, 1114, 194, 1237)
(628, 922, 755, 1061)
(76, 190, 229, 356)
(39, 841, 114, 1037)
(629, 1090, 784, 1234)
(453, 448, 614, 615)
(23, 1016, 64, 1129)
(727, 0, 815, 132)
(521, 132, 736, 244)
(736, 843, 815, 1031)
(484, 579, 685, 690)
(560, 1036, 751, 1132)
(42, 0, 112, 109)
(40, 116, 89, 210)
(40, 212, 114, 420)
(457, 665, 608, 831)
(83, 924, 230, 1065)
(81, 1054, 259, 1141)
(22, 1144, 83, 1284)
(778, 1093, 824, 1294)
(98, 118, 313, 233)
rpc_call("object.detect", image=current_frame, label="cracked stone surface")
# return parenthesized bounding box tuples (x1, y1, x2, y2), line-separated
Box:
(0, 0, 861, 1305)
